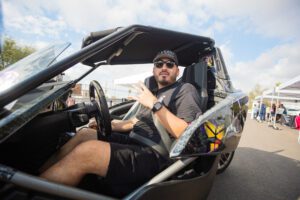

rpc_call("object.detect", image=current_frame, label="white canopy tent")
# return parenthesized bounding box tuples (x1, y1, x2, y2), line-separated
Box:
(114, 72, 152, 89)
(114, 67, 185, 90)
(255, 95, 300, 101)
(255, 74, 300, 129)
(262, 74, 300, 98)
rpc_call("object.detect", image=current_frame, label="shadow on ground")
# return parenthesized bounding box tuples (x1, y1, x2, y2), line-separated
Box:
(208, 147, 300, 200)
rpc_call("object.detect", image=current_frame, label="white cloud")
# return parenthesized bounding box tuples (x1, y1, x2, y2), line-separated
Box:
(201, 0, 300, 40)
(54, 0, 192, 32)
(3, 0, 67, 38)
(17, 39, 49, 50)
(229, 42, 300, 92)
(4, 0, 300, 40)
(219, 42, 234, 66)
(8, 15, 66, 36)
(2, 0, 300, 97)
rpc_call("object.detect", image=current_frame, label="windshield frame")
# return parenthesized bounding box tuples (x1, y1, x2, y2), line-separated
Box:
(0, 80, 74, 143)
(0, 43, 71, 108)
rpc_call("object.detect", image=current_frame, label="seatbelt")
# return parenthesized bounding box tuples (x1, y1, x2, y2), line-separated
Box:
(122, 102, 142, 120)
(129, 132, 169, 158)
(168, 82, 183, 114)
(152, 82, 183, 152)
(152, 113, 172, 152)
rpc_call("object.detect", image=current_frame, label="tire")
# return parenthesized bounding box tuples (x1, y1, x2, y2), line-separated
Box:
(217, 151, 235, 174)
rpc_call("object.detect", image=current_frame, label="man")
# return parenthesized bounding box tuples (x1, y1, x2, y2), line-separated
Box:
(40, 50, 202, 195)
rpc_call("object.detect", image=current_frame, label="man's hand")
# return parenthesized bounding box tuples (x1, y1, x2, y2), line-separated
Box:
(131, 82, 157, 110)
(88, 120, 97, 130)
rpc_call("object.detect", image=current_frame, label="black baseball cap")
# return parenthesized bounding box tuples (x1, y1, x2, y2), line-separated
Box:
(153, 50, 178, 66)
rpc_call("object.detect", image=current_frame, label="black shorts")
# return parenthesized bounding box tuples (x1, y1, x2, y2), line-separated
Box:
(101, 133, 169, 196)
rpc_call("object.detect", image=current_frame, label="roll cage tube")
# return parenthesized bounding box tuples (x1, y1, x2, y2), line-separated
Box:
(0, 164, 116, 200)
(0, 25, 138, 108)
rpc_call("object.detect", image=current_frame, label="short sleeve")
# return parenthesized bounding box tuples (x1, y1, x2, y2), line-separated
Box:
(173, 84, 202, 123)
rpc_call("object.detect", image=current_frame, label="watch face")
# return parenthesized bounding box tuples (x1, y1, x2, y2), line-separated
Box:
(153, 102, 163, 112)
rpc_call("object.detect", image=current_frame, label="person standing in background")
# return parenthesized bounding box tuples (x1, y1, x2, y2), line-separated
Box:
(295, 114, 300, 144)
(271, 103, 276, 121)
(251, 104, 258, 119)
(266, 106, 270, 122)
(259, 103, 266, 121)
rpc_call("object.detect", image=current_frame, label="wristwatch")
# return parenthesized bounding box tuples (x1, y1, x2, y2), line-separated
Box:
(152, 101, 163, 113)
(152, 95, 165, 113)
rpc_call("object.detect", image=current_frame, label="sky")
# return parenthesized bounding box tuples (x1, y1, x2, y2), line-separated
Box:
(2, 0, 300, 96)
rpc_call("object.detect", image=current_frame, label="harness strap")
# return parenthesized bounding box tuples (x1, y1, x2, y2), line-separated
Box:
(129, 132, 169, 158)
(152, 113, 172, 152)
(168, 81, 183, 113)
(152, 82, 183, 152)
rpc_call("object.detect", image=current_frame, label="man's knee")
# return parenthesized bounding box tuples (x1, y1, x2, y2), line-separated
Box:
(72, 140, 102, 158)
(71, 140, 111, 175)
(75, 128, 97, 143)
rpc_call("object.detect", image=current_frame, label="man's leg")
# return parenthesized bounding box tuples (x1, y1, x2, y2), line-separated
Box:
(40, 128, 97, 172)
(40, 140, 111, 186)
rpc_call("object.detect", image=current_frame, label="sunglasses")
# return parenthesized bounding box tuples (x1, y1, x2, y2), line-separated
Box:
(154, 60, 176, 69)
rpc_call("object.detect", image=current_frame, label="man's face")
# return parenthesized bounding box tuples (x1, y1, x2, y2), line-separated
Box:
(153, 58, 179, 87)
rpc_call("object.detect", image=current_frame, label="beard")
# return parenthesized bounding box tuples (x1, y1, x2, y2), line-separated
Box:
(158, 79, 169, 86)
(156, 74, 177, 86)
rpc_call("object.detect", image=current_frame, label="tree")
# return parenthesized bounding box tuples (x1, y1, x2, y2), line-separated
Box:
(0, 38, 35, 70)
(248, 84, 265, 110)
(275, 82, 281, 87)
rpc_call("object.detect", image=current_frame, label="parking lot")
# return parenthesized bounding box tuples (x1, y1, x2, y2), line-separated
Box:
(208, 116, 300, 200)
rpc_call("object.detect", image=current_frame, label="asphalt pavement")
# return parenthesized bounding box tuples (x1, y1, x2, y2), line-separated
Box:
(208, 115, 300, 200)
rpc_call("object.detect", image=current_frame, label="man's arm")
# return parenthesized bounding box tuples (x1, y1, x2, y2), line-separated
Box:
(88, 117, 138, 132)
(111, 118, 138, 132)
(153, 107, 188, 139)
(131, 82, 188, 139)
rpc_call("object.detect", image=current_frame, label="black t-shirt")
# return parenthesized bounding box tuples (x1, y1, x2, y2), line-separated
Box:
(132, 81, 202, 144)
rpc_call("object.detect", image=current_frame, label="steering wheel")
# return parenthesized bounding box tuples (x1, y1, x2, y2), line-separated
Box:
(89, 80, 112, 137)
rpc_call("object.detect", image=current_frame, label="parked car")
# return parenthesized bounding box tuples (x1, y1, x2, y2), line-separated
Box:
(0, 25, 248, 200)
(286, 108, 300, 116)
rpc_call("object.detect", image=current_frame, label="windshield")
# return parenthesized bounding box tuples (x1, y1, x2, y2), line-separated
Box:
(0, 43, 70, 94)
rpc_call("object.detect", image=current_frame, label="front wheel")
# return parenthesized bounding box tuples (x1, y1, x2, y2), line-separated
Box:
(217, 151, 235, 174)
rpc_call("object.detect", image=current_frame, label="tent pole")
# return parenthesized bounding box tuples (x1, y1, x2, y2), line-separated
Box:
(268, 88, 275, 126)
(258, 96, 263, 122)
(273, 91, 280, 130)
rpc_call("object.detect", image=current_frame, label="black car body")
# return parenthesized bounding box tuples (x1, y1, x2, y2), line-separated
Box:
(0, 25, 248, 200)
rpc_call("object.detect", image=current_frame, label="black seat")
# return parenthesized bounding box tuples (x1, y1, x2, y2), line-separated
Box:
(181, 60, 208, 112)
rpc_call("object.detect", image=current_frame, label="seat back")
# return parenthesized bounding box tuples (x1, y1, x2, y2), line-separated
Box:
(181, 60, 208, 112)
